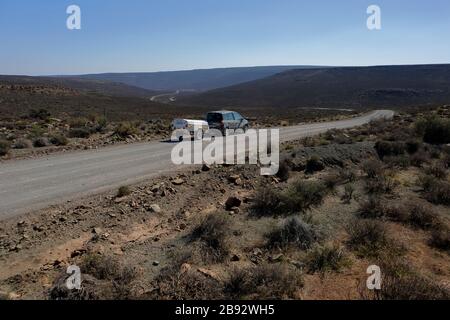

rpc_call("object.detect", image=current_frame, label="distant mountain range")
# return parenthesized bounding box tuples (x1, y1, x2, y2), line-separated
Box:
(180, 64, 450, 109)
(2, 64, 450, 114)
(67, 66, 322, 92)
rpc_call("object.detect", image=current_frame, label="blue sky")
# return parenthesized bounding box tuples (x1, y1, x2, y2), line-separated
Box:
(0, 0, 449, 75)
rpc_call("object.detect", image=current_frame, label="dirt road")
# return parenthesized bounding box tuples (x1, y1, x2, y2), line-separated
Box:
(0, 110, 393, 219)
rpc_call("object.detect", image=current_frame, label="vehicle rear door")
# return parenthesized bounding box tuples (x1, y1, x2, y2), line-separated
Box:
(207, 112, 223, 129)
(233, 112, 244, 129)
(223, 112, 235, 130)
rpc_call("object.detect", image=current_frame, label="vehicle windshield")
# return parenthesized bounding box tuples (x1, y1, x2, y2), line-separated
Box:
(207, 113, 223, 123)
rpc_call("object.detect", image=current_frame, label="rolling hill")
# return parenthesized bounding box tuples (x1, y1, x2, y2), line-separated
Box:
(0, 75, 157, 98)
(180, 64, 450, 109)
(0, 75, 206, 121)
(71, 66, 321, 91)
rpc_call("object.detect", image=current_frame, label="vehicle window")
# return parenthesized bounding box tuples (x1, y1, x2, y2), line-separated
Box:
(224, 113, 234, 121)
(234, 112, 242, 120)
(207, 113, 223, 123)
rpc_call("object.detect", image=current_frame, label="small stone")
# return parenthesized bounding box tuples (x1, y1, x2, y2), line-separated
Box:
(92, 227, 102, 235)
(180, 263, 191, 273)
(114, 197, 125, 204)
(225, 196, 242, 210)
(198, 268, 220, 281)
(228, 175, 240, 184)
(182, 210, 191, 218)
(149, 204, 162, 213)
(152, 261, 160, 266)
(201, 164, 211, 172)
(172, 178, 185, 186)
(230, 207, 240, 214)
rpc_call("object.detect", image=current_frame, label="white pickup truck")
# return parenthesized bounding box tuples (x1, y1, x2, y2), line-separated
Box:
(171, 118, 209, 141)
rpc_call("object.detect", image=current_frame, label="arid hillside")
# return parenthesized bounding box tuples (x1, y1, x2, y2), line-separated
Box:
(181, 64, 450, 109)
(0, 106, 448, 300)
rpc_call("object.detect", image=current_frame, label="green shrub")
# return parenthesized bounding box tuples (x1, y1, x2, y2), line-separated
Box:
(406, 140, 421, 154)
(276, 159, 290, 182)
(153, 266, 224, 300)
(364, 260, 450, 300)
(339, 168, 357, 183)
(429, 229, 450, 252)
(306, 245, 349, 274)
(282, 180, 328, 214)
(95, 116, 108, 133)
(365, 175, 397, 195)
(69, 128, 91, 139)
(305, 156, 325, 174)
(69, 117, 88, 128)
(49, 134, 69, 146)
(28, 124, 45, 139)
(358, 197, 385, 219)
(81, 254, 121, 281)
(362, 159, 385, 179)
(78, 253, 138, 300)
(341, 184, 355, 204)
(29, 108, 51, 120)
(189, 214, 229, 263)
(419, 175, 450, 206)
(384, 155, 411, 169)
(0, 140, 11, 156)
(415, 116, 450, 145)
(323, 173, 341, 191)
(115, 122, 138, 138)
(32, 137, 49, 148)
(266, 218, 318, 250)
(347, 219, 389, 258)
(117, 186, 131, 197)
(13, 138, 32, 149)
(224, 264, 303, 300)
(424, 161, 448, 179)
(384, 200, 441, 230)
(407, 203, 442, 230)
(375, 141, 407, 159)
(252, 180, 328, 217)
(410, 150, 430, 167)
(251, 186, 283, 217)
